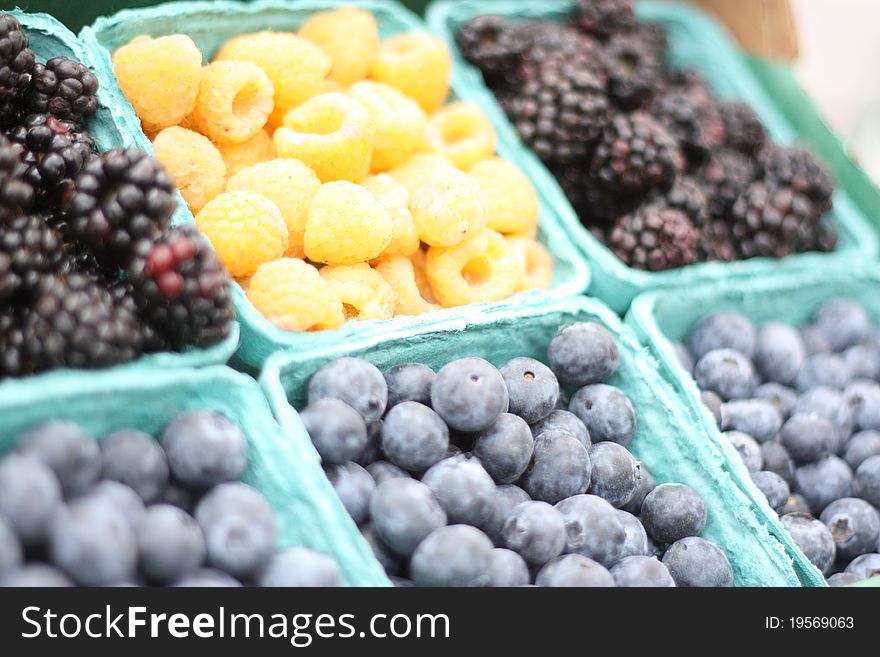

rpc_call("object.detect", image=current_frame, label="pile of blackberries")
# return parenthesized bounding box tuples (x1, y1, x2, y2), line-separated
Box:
(678, 299, 880, 585)
(297, 322, 734, 587)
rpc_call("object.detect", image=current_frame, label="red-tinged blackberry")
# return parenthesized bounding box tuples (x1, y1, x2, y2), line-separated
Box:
(603, 32, 661, 110)
(729, 181, 820, 259)
(607, 205, 700, 271)
(590, 112, 683, 203)
(662, 175, 710, 228)
(455, 15, 524, 91)
(66, 147, 176, 267)
(699, 148, 758, 218)
(654, 89, 725, 169)
(718, 100, 766, 156)
(572, 0, 636, 40)
(127, 225, 234, 349)
(22, 56, 99, 123)
(761, 144, 835, 213)
(0, 132, 33, 218)
(0, 213, 65, 303)
(0, 15, 36, 127)
(502, 57, 609, 166)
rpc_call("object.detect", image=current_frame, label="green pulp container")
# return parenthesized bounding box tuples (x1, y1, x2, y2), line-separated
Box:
(0, 365, 388, 587)
(80, 0, 590, 371)
(427, 0, 879, 313)
(260, 294, 819, 586)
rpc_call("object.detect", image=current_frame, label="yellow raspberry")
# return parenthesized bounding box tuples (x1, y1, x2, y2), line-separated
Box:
(247, 258, 344, 331)
(507, 236, 553, 291)
(388, 153, 456, 195)
(226, 158, 321, 257)
(274, 93, 374, 182)
(320, 263, 398, 322)
(425, 102, 496, 170)
(216, 31, 330, 127)
(361, 174, 419, 258)
(426, 229, 519, 306)
(409, 248, 438, 303)
(113, 34, 203, 133)
(370, 32, 452, 113)
(219, 129, 276, 177)
(195, 191, 288, 278)
(320, 78, 347, 94)
(409, 169, 488, 247)
(469, 157, 540, 236)
(299, 7, 379, 85)
(192, 61, 274, 145)
(152, 126, 226, 214)
(304, 181, 392, 265)
(374, 255, 440, 316)
(348, 81, 427, 172)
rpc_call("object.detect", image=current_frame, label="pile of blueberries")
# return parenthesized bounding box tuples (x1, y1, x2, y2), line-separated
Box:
(299, 322, 734, 586)
(677, 298, 880, 585)
(0, 411, 340, 587)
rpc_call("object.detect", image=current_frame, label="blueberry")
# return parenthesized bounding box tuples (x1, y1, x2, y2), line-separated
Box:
(621, 463, 656, 515)
(795, 353, 851, 392)
(853, 455, 880, 507)
(0, 564, 74, 587)
(520, 429, 591, 504)
(844, 380, 880, 432)
(781, 513, 836, 574)
(308, 357, 388, 421)
(588, 442, 639, 508)
(354, 420, 383, 467)
(843, 430, 880, 469)
(568, 384, 637, 446)
(814, 298, 872, 351)
(369, 478, 446, 556)
(0, 514, 22, 575)
(384, 363, 435, 409)
(793, 387, 854, 450)
(421, 455, 495, 526)
(82, 480, 146, 530)
(760, 441, 795, 486)
(480, 484, 531, 544)
(555, 494, 625, 567)
(530, 409, 590, 448)
(500, 501, 565, 567)
(137, 504, 206, 583)
(485, 548, 530, 586)
(300, 399, 368, 466)
(795, 456, 853, 514)
(754, 322, 806, 385)
(827, 572, 861, 586)
(842, 344, 880, 381)
(640, 484, 707, 544)
(410, 525, 493, 587)
(754, 383, 799, 420)
(360, 523, 401, 575)
(100, 429, 169, 503)
(694, 349, 757, 401)
(381, 401, 449, 472)
(325, 462, 375, 525)
(723, 431, 763, 473)
(779, 414, 836, 464)
(365, 461, 410, 486)
(750, 470, 790, 514)
(844, 553, 880, 580)
(431, 358, 509, 432)
(662, 537, 733, 587)
(701, 390, 723, 428)
(49, 497, 138, 586)
(820, 497, 880, 563)
(616, 509, 650, 559)
(256, 547, 341, 587)
(16, 420, 100, 496)
(673, 342, 694, 374)
(473, 413, 534, 483)
(535, 554, 615, 587)
(0, 454, 62, 544)
(611, 556, 675, 587)
(688, 312, 756, 361)
(161, 410, 248, 487)
(800, 324, 831, 355)
(173, 568, 242, 587)
(195, 482, 279, 578)
(548, 322, 620, 386)
(500, 357, 560, 424)
(780, 493, 812, 516)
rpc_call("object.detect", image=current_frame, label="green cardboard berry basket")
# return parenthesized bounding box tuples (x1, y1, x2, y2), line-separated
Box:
(80, 0, 590, 371)
(0, 12, 239, 388)
(426, 0, 880, 313)
(259, 294, 823, 586)
(0, 365, 389, 587)
(626, 267, 880, 588)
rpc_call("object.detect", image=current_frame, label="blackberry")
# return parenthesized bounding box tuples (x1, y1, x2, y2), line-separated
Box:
(127, 225, 235, 349)
(632, 22, 668, 60)
(66, 147, 176, 267)
(608, 205, 700, 271)
(718, 100, 766, 156)
(0, 132, 33, 218)
(502, 57, 609, 166)
(22, 56, 99, 123)
(552, 164, 638, 225)
(654, 89, 725, 169)
(455, 15, 524, 91)
(572, 0, 636, 40)
(699, 148, 757, 218)
(661, 175, 710, 228)
(761, 144, 835, 213)
(106, 278, 168, 354)
(0, 212, 65, 303)
(700, 217, 738, 262)
(603, 32, 661, 110)
(514, 21, 606, 83)
(6, 113, 96, 210)
(0, 15, 36, 127)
